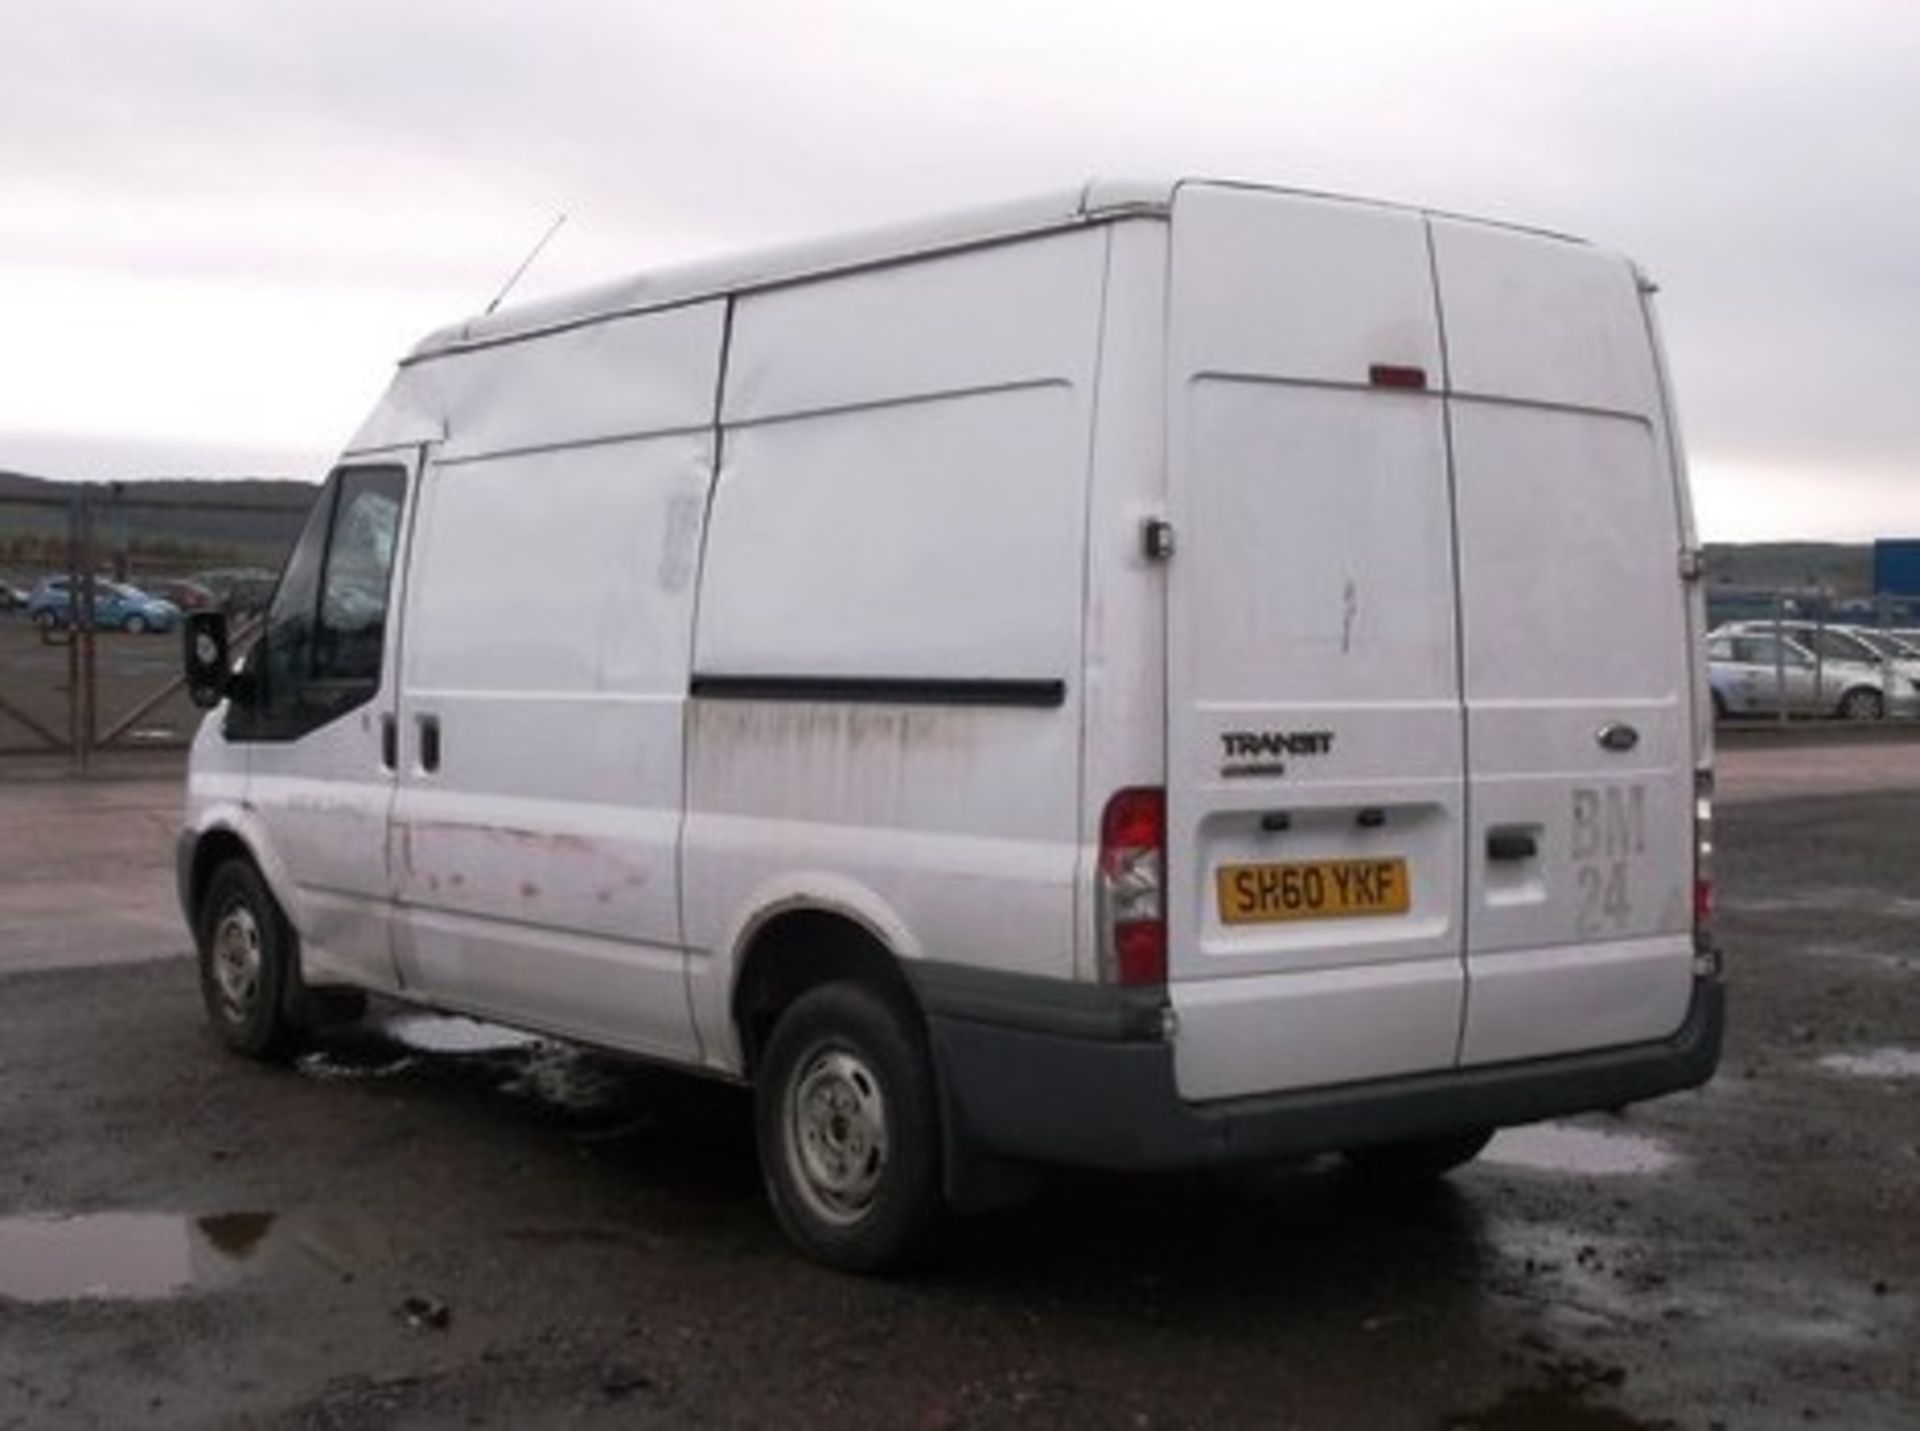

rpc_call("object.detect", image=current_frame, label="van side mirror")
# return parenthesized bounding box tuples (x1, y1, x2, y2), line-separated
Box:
(185, 611, 231, 709)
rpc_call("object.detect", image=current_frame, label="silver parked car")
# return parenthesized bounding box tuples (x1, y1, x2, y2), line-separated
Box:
(1844, 625, 1920, 674)
(1712, 621, 1920, 719)
(1706, 630, 1898, 721)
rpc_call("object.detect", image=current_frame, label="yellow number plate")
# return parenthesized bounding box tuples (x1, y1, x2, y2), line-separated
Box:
(1215, 857, 1411, 925)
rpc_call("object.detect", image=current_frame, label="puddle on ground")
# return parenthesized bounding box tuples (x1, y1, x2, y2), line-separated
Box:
(0, 1209, 378, 1303)
(1799, 941, 1914, 974)
(496, 1043, 629, 1112)
(1485, 1222, 1651, 1325)
(1719, 887, 1917, 919)
(1482, 1122, 1677, 1177)
(295, 1049, 418, 1081)
(1818, 1047, 1920, 1080)
(1486, 1216, 1895, 1353)
(295, 1012, 542, 1082)
(1447, 1368, 1663, 1431)
(377, 1013, 543, 1055)
(294, 1012, 629, 1119)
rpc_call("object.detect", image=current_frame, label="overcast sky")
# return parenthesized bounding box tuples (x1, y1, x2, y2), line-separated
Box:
(2, 0, 1915, 541)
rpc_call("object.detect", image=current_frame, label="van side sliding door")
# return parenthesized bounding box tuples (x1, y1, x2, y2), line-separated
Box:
(385, 303, 725, 1061)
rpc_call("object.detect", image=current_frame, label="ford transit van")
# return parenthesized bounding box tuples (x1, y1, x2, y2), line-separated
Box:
(179, 178, 1723, 1270)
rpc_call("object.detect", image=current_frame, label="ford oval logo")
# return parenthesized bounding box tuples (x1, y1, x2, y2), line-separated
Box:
(1597, 723, 1640, 753)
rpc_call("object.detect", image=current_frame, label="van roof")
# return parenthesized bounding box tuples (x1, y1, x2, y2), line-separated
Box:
(406, 177, 1595, 362)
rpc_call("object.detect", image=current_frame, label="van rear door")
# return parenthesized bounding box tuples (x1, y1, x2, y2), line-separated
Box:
(1163, 186, 1467, 1101)
(1431, 219, 1697, 1066)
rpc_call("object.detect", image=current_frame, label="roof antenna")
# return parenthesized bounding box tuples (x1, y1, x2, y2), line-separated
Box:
(484, 213, 568, 316)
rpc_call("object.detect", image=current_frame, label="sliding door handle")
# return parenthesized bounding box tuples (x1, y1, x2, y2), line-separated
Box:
(380, 714, 397, 770)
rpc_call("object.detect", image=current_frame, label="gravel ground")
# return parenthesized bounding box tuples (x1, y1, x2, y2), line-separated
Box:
(1, 751, 1916, 1429)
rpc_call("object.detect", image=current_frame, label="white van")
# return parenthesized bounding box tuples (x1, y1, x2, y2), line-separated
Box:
(178, 178, 1723, 1270)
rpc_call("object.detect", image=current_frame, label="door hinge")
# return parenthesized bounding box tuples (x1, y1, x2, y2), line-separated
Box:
(1679, 547, 1705, 582)
(1142, 518, 1176, 562)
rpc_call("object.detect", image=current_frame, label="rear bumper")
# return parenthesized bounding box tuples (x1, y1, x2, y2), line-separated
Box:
(918, 968, 1723, 1173)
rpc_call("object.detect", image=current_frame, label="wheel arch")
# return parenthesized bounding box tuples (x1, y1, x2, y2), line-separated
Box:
(729, 902, 923, 1078)
(182, 811, 305, 943)
(188, 827, 256, 928)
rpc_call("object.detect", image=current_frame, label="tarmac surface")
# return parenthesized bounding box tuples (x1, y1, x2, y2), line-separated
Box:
(1, 740, 1917, 1428)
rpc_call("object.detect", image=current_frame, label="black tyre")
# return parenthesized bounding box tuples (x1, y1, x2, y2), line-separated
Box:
(1838, 686, 1885, 721)
(123, 613, 147, 634)
(755, 981, 943, 1273)
(1344, 1127, 1494, 1181)
(196, 859, 303, 1059)
(32, 609, 59, 631)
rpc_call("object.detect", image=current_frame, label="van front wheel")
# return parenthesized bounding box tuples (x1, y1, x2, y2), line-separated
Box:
(755, 982, 942, 1273)
(196, 860, 301, 1060)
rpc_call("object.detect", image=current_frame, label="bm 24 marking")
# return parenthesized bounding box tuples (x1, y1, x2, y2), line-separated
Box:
(1571, 784, 1646, 936)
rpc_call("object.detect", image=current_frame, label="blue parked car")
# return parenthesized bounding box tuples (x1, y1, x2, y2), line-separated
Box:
(27, 577, 181, 634)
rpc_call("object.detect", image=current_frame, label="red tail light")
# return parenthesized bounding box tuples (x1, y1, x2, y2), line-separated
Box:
(1693, 768, 1716, 953)
(1100, 787, 1166, 986)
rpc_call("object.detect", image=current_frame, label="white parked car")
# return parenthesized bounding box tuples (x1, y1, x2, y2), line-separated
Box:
(177, 178, 1722, 1270)
(1705, 631, 1883, 720)
(1711, 621, 1920, 719)
(1843, 627, 1920, 704)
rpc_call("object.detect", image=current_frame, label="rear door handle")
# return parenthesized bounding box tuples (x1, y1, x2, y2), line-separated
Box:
(1487, 830, 1537, 862)
(417, 714, 441, 773)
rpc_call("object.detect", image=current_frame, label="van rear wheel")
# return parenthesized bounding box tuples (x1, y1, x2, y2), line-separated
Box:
(1344, 1127, 1494, 1181)
(755, 982, 942, 1273)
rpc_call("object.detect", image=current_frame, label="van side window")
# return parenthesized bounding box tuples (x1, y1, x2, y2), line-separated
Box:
(316, 472, 404, 682)
(230, 464, 406, 742)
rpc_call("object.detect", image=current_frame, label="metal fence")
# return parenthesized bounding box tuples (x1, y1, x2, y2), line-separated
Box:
(9, 493, 1918, 762)
(0, 483, 314, 766)
(1705, 587, 1920, 723)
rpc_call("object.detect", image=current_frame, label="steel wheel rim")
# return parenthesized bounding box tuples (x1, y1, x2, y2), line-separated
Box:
(211, 904, 263, 1023)
(783, 1044, 889, 1226)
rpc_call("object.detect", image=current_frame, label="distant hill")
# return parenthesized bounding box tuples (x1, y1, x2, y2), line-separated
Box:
(0, 470, 319, 510)
(1702, 542, 1871, 596)
(0, 467, 1891, 603)
(0, 471, 319, 578)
